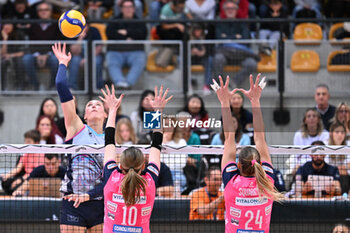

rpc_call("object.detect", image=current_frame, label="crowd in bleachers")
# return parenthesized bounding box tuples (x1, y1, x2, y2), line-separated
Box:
(1, 0, 350, 91)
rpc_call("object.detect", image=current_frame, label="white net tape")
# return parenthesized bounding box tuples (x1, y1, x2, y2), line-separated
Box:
(0, 144, 350, 154)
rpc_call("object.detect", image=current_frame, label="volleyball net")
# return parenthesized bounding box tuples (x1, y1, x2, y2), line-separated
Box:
(0, 144, 349, 233)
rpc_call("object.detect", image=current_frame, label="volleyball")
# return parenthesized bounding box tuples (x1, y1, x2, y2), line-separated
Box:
(58, 10, 86, 38)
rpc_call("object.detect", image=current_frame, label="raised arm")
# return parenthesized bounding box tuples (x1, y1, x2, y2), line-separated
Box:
(237, 74, 271, 163)
(52, 42, 83, 139)
(148, 86, 173, 170)
(99, 85, 124, 166)
(213, 76, 237, 168)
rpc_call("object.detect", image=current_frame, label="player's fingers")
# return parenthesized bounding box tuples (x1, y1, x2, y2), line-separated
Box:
(111, 84, 115, 97)
(154, 86, 158, 98)
(159, 85, 163, 98)
(101, 88, 107, 98)
(98, 96, 105, 103)
(118, 94, 125, 102)
(105, 84, 111, 96)
(63, 42, 66, 54)
(255, 73, 261, 87)
(165, 95, 173, 103)
(219, 75, 224, 87)
(224, 75, 230, 89)
(162, 88, 169, 100)
(249, 74, 254, 88)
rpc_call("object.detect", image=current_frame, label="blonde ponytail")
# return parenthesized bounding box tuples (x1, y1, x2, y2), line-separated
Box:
(121, 168, 147, 206)
(253, 162, 284, 202)
(239, 147, 284, 202)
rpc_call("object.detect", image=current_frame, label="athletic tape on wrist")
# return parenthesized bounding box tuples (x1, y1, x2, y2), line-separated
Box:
(105, 127, 115, 146)
(151, 132, 163, 151)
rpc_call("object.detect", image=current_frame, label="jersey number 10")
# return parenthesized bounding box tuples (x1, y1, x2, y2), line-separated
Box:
(121, 206, 138, 226)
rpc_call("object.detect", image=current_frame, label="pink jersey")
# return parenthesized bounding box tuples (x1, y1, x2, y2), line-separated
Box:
(222, 161, 275, 233)
(103, 161, 159, 233)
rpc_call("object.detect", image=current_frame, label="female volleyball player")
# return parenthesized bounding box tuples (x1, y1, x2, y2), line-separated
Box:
(52, 42, 121, 233)
(214, 74, 283, 233)
(101, 85, 172, 233)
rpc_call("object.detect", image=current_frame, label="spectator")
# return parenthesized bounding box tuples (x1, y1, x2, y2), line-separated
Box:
(142, 148, 174, 197)
(86, 0, 112, 20)
(148, 0, 171, 23)
(296, 141, 341, 197)
(0, 129, 44, 195)
(1, 0, 31, 36)
(177, 111, 206, 195)
(189, 23, 213, 93)
(156, 0, 188, 40)
(326, 1, 350, 18)
(212, 0, 260, 86)
(331, 102, 350, 141)
(115, 118, 137, 145)
(294, 108, 329, 146)
(288, 108, 329, 178)
(326, 122, 350, 194)
(314, 84, 336, 131)
(114, 0, 143, 19)
(69, 24, 104, 90)
(211, 114, 251, 147)
(219, 0, 250, 19)
(0, 22, 25, 91)
(293, 0, 321, 20)
(44, 0, 79, 13)
(229, 91, 253, 131)
(37, 97, 65, 136)
(36, 115, 64, 144)
(130, 89, 155, 141)
(182, 94, 209, 129)
(333, 224, 350, 233)
(258, 0, 289, 55)
(106, 0, 147, 89)
(162, 117, 188, 194)
(185, 0, 216, 20)
(12, 154, 66, 196)
(22, 2, 61, 90)
(189, 166, 225, 220)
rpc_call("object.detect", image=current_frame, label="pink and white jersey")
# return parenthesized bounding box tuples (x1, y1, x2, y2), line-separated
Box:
(103, 161, 159, 233)
(222, 161, 275, 233)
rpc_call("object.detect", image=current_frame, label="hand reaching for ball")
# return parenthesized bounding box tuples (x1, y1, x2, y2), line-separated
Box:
(52, 42, 72, 67)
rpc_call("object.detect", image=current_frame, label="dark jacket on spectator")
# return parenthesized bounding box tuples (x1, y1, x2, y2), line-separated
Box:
(27, 23, 62, 54)
(106, 14, 147, 52)
(215, 21, 249, 40)
(260, 4, 289, 36)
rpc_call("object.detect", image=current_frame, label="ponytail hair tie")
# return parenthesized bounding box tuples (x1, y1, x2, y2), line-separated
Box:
(251, 159, 257, 166)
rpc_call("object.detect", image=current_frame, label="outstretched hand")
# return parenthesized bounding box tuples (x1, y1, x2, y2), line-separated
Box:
(212, 75, 237, 106)
(146, 85, 173, 112)
(236, 74, 264, 103)
(99, 84, 124, 113)
(52, 42, 72, 67)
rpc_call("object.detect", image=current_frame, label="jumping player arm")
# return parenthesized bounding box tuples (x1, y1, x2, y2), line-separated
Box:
(99, 85, 124, 166)
(212, 76, 236, 168)
(148, 86, 173, 169)
(52, 42, 83, 139)
(237, 74, 271, 164)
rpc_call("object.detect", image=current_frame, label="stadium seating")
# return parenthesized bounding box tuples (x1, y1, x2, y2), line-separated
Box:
(90, 23, 107, 40)
(257, 50, 277, 72)
(329, 22, 345, 40)
(290, 50, 320, 72)
(327, 50, 350, 71)
(146, 50, 176, 72)
(294, 23, 322, 44)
